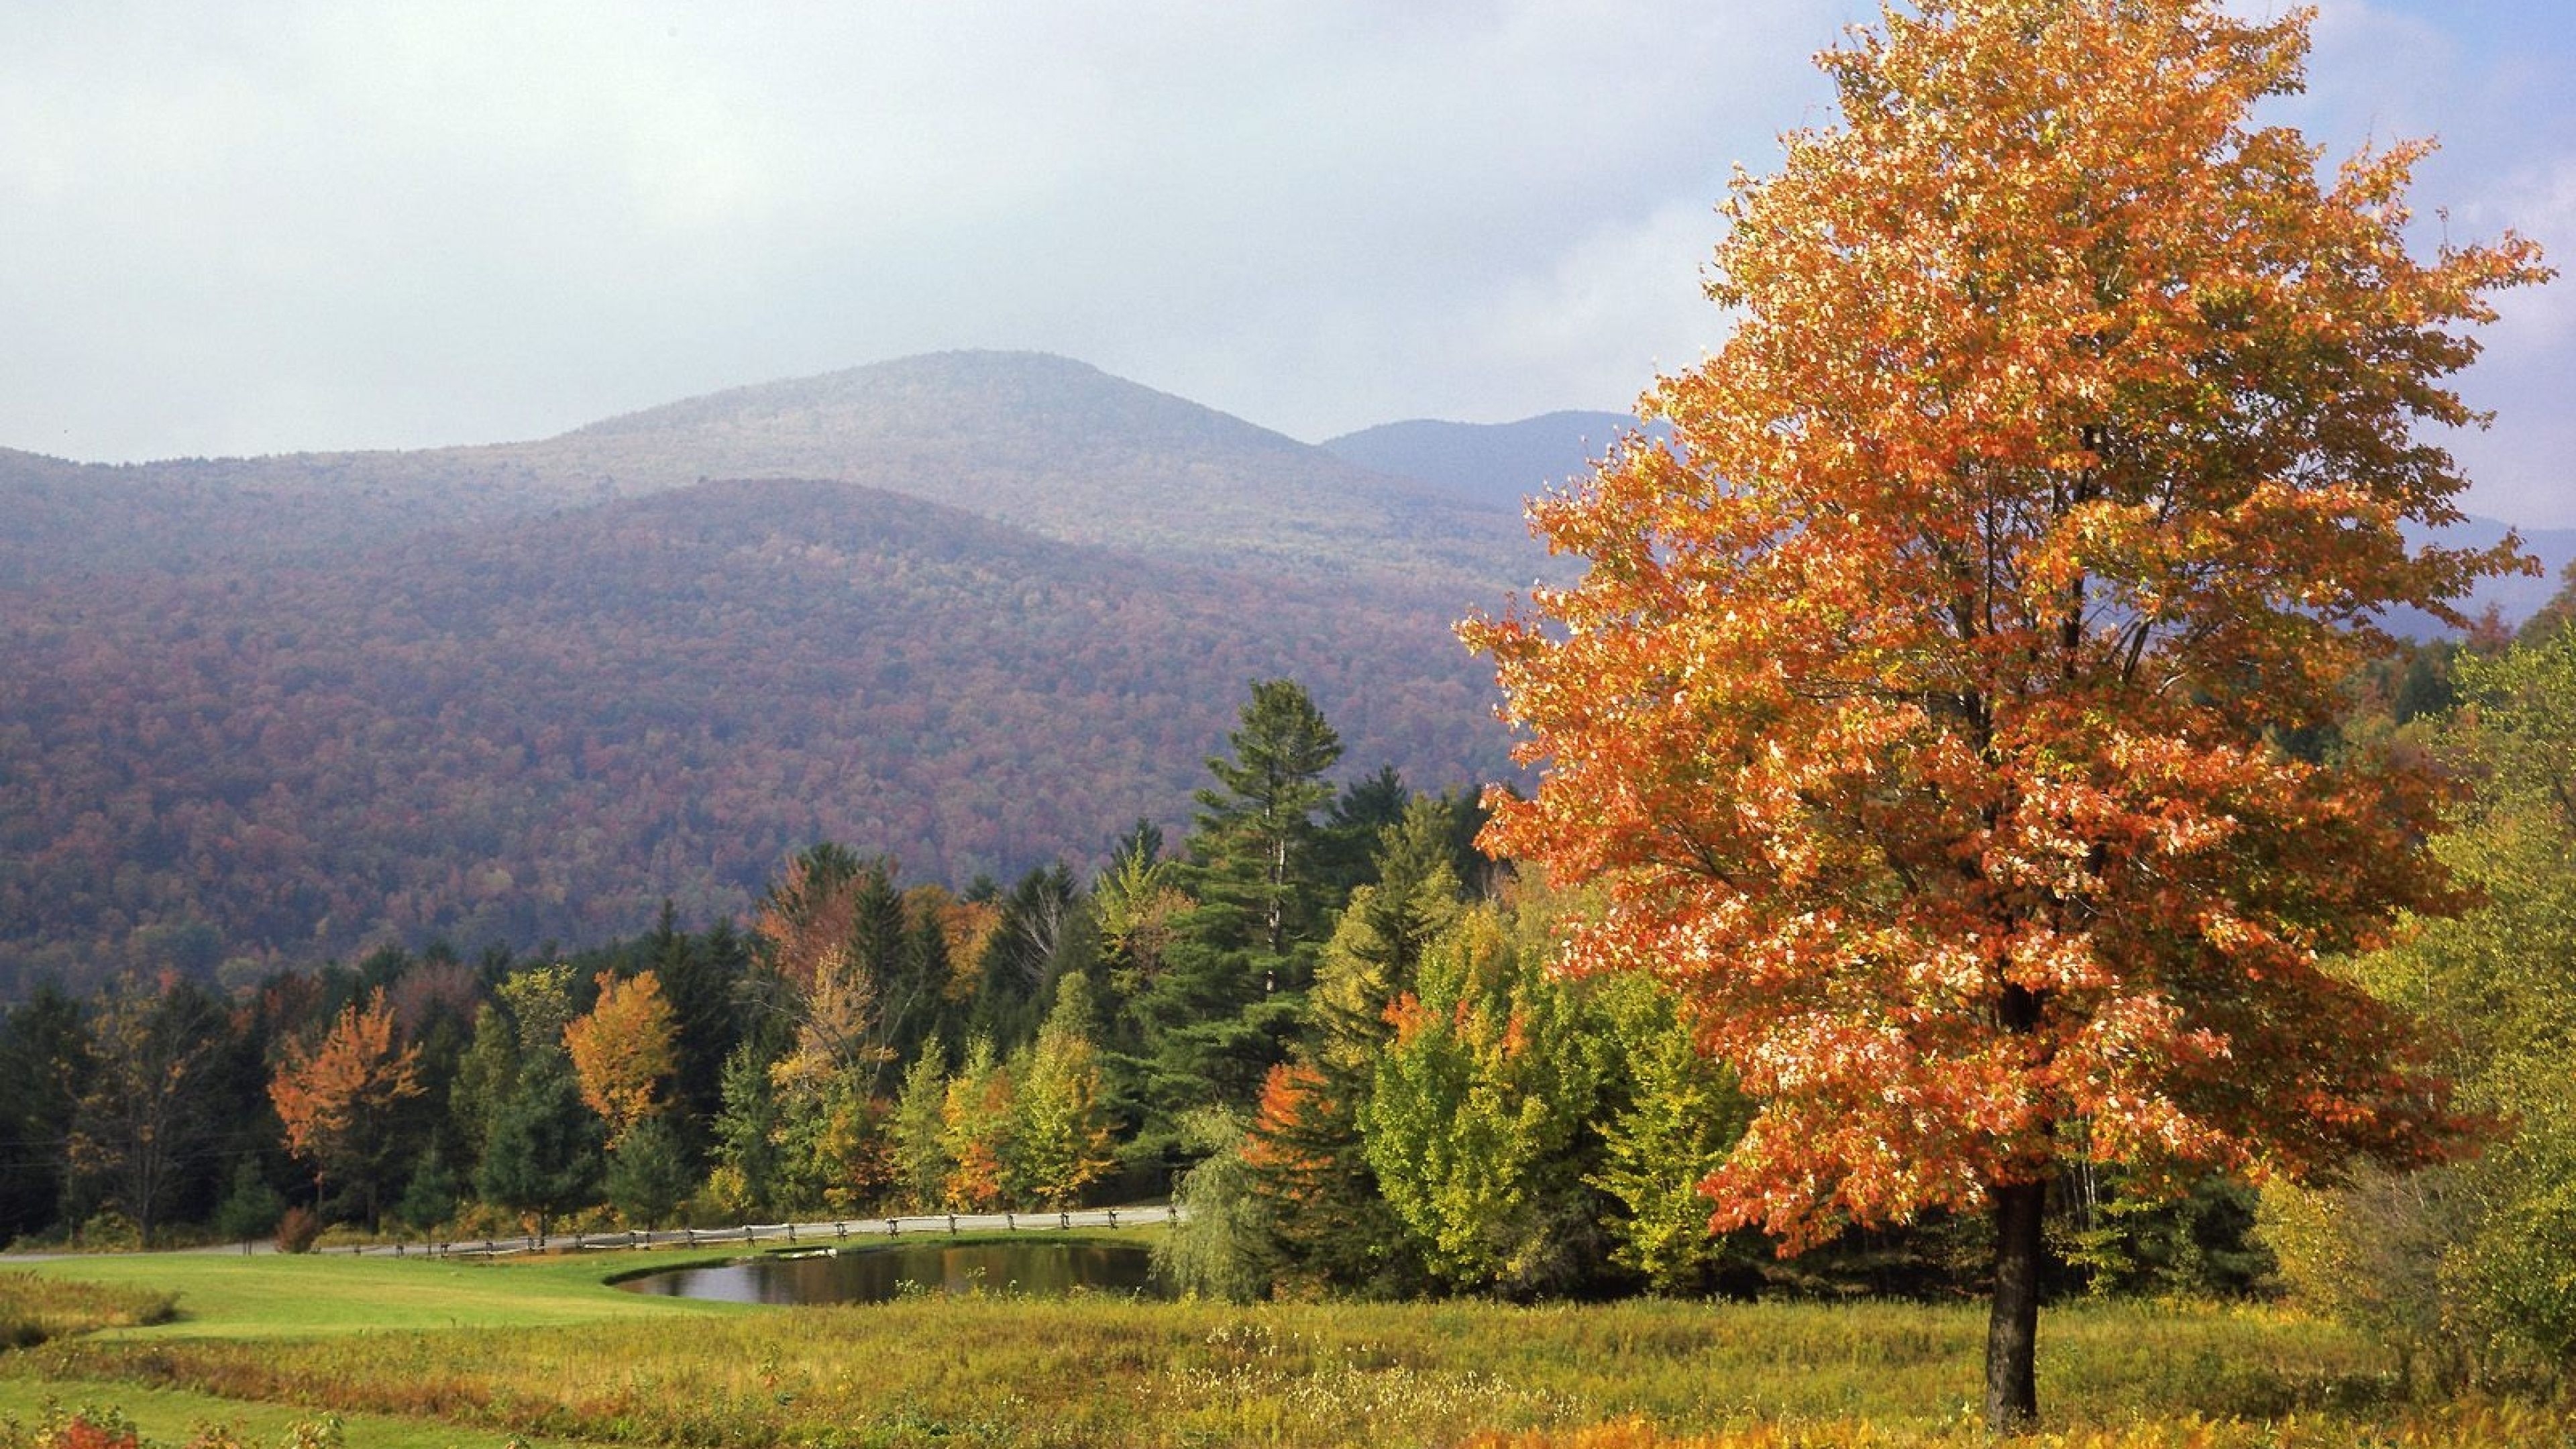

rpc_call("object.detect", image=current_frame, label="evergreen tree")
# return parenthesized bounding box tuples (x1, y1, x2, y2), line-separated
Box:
(973, 863, 1089, 1049)
(476, 1053, 601, 1238)
(1120, 681, 1348, 1174)
(212, 1156, 287, 1244)
(606, 1116, 694, 1229)
(393, 1141, 462, 1234)
(707, 1038, 783, 1220)
(1313, 764, 1411, 902)
(651, 907, 751, 1134)
(0, 986, 89, 1244)
(1243, 794, 1469, 1295)
(1189, 679, 1344, 961)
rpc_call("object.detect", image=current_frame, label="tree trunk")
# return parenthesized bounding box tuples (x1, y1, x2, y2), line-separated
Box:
(1985, 1177, 2047, 1433)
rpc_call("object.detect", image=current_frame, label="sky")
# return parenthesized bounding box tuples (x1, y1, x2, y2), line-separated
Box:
(1, 1, 2569, 526)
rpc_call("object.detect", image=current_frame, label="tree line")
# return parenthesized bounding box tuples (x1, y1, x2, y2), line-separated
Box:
(0, 680, 1494, 1254)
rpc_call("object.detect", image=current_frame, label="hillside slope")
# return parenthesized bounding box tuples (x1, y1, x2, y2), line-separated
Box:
(0, 477, 1511, 994)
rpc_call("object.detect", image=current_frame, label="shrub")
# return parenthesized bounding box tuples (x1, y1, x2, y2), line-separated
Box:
(273, 1208, 321, 1255)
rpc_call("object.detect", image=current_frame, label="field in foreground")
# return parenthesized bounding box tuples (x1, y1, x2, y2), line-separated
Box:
(4, 1246, 2569, 1448)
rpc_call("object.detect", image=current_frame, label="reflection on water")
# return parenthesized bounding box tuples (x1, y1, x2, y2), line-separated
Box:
(619, 1240, 1169, 1305)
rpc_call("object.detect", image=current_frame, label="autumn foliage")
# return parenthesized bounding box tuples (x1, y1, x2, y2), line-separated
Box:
(268, 987, 423, 1224)
(1465, 0, 2543, 1427)
(563, 969, 678, 1145)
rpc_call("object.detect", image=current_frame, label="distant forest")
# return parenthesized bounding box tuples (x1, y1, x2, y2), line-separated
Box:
(0, 480, 1514, 996)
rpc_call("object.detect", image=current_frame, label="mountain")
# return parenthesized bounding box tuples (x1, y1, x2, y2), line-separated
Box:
(0, 476, 1513, 997)
(1321, 411, 1647, 514)
(0, 352, 1537, 594)
(0, 352, 1568, 996)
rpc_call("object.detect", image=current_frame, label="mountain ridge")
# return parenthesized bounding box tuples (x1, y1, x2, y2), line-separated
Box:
(0, 351, 1542, 594)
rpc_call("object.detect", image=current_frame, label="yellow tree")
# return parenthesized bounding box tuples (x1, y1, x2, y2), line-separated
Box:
(563, 970, 678, 1146)
(270, 987, 425, 1230)
(1465, 0, 2544, 1428)
(1010, 975, 1117, 1208)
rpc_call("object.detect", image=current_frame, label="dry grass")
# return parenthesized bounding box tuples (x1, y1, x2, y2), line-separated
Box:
(0, 1277, 176, 1352)
(5, 1249, 2544, 1449)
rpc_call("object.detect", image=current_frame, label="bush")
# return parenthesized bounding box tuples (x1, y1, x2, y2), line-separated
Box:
(70, 1214, 141, 1254)
(273, 1208, 321, 1255)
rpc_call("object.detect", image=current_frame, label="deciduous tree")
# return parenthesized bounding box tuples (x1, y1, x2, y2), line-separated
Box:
(2270, 622, 2576, 1382)
(67, 977, 228, 1245)
(1362, 900, 1610, 1297)
(1010, 975, 1116, 1208)
(270, 987, 425, 1230)
(563, 969, 677, 1146)
(1464, 0, 2544, 1427)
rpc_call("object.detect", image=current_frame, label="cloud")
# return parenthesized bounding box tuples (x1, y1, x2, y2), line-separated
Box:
(0, 1, 1878, 459)
(0, 0, 2563, 529)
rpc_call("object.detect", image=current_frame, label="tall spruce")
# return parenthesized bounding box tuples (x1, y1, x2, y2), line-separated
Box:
(1123, 681, 1346, 1170)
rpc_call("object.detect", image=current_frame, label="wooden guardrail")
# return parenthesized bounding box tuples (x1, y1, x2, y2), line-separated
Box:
(313, 1204, 1182, 1259)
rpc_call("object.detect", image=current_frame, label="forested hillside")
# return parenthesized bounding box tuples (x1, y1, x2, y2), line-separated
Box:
(0, 354, 1556, 995)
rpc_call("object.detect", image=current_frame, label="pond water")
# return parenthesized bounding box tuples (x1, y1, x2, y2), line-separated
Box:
(618, 1240, 1171, 1305)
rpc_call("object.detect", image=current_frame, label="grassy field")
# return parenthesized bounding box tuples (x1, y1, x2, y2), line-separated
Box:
(3, 1241, 2566, 1448)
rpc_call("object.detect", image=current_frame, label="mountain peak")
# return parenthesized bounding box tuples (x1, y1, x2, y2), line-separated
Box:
(564, 350, 1309, 461)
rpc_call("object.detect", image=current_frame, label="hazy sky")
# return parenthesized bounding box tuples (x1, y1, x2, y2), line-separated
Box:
(3, 1, 2569, 525)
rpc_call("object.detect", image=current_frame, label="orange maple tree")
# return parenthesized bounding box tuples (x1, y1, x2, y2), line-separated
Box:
(1464, 0, 2544, 1429)
(562, 969, 678, 1146)
(268, 987, 425, 1230)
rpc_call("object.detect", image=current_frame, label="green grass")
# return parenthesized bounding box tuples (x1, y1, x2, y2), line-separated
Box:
(5, 1251, 741, 1342)
(0, 1240, 2555, 1449)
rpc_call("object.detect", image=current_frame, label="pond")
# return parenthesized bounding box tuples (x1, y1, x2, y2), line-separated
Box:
(617, 1240, 1173, 1305)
